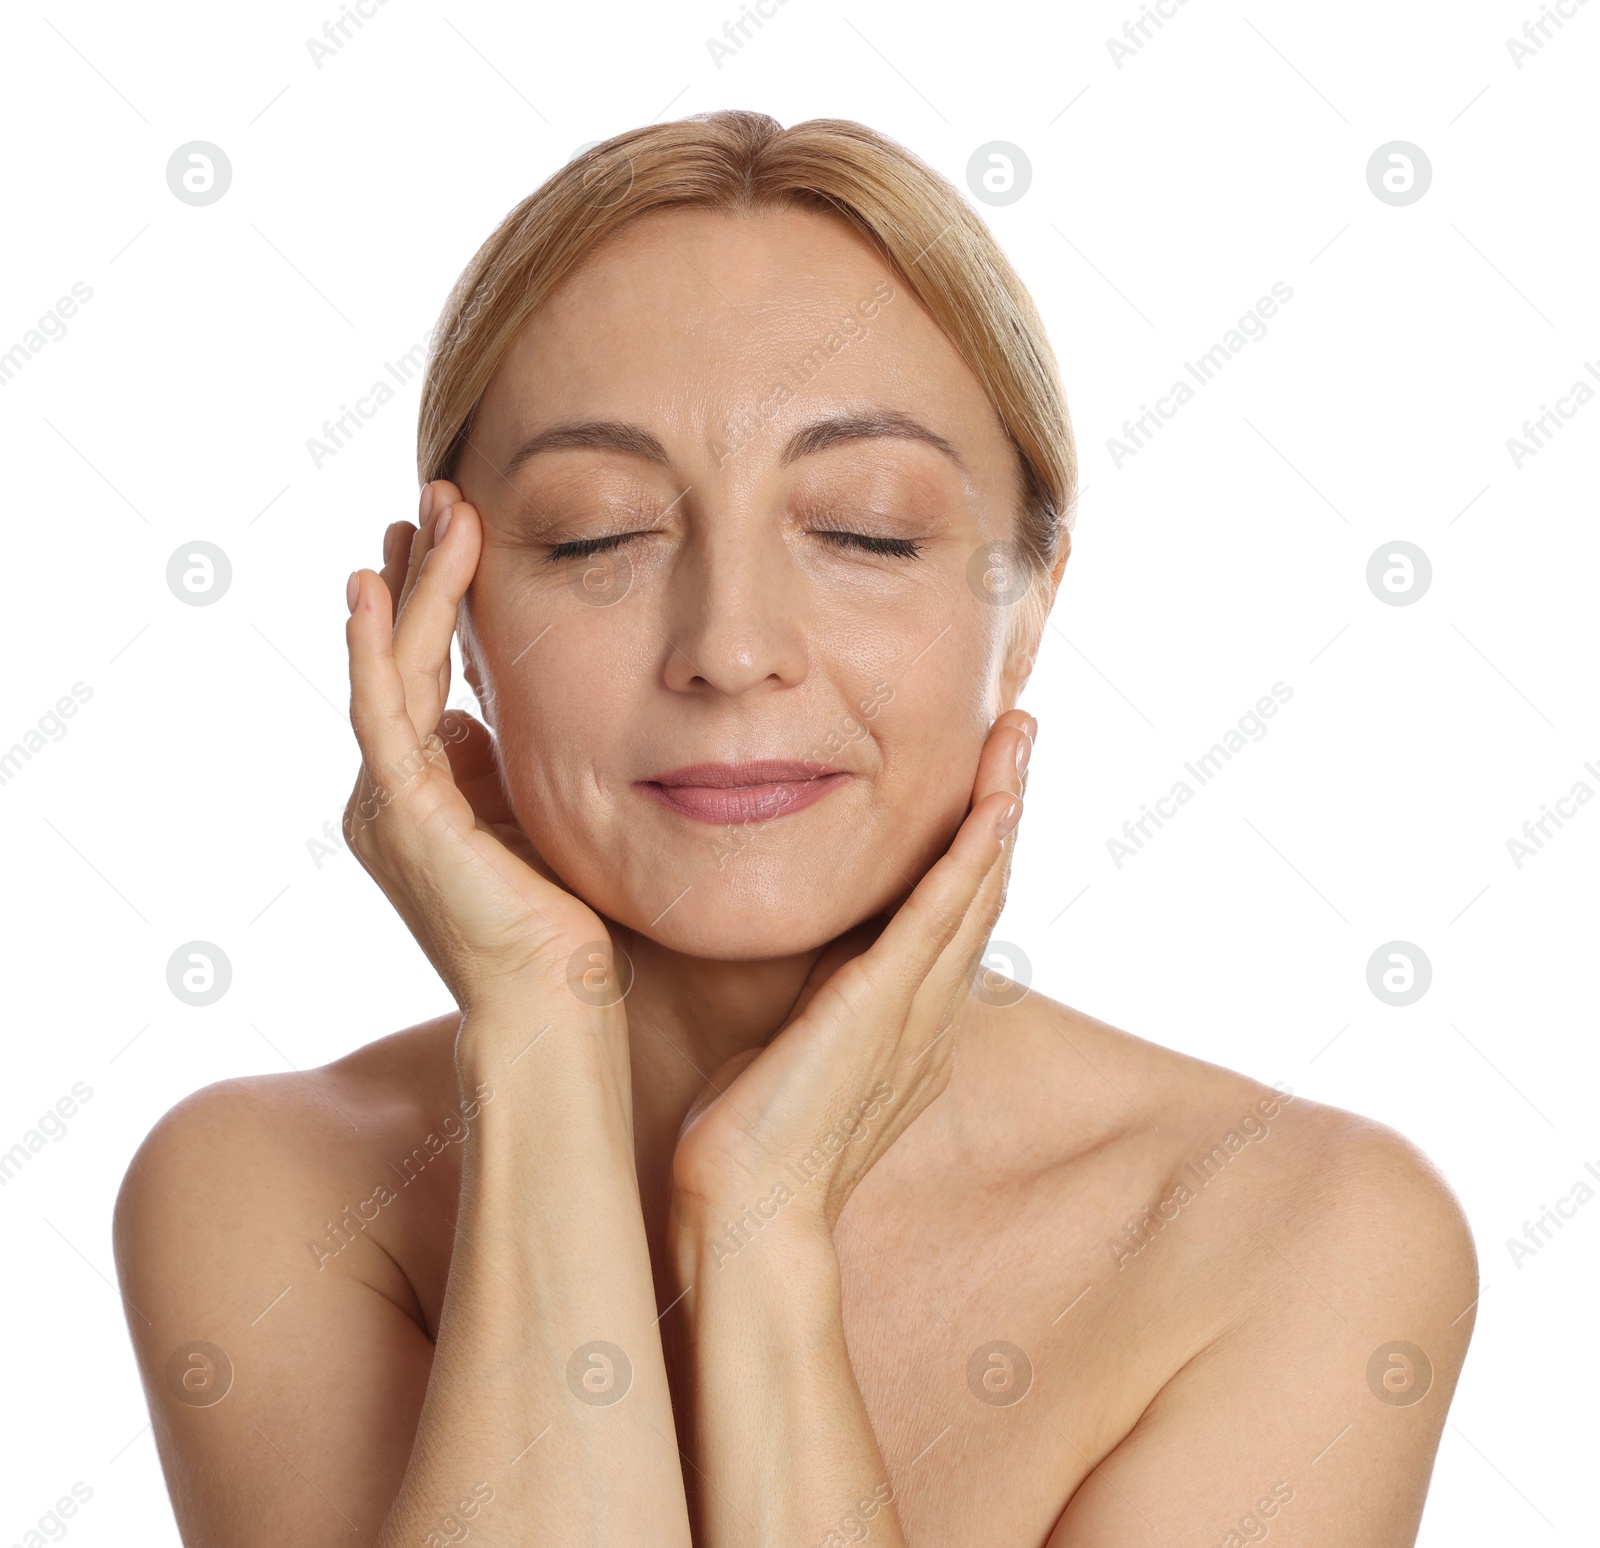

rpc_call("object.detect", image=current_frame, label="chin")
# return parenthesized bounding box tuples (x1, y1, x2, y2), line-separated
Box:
(550, 829, 908, 964)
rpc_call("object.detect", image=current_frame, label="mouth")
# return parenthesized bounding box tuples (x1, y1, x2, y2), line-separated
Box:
(634, 760, 851, 825)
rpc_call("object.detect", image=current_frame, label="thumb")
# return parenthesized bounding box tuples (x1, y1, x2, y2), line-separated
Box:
(678, 1048, 763, 1142)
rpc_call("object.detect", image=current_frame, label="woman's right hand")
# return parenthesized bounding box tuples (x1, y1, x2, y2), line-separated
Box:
(343, 479, 622, 1036)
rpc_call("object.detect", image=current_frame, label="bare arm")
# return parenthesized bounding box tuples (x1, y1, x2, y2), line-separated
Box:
(671, 1212, 900, 1548)
(1045, 1121, 1478, 1547)
(114, 1008, 692, 1547)
(390, 1000, 692, 1545)
(113, 480, 693, 1544)
(665, 710, 1031, 1544)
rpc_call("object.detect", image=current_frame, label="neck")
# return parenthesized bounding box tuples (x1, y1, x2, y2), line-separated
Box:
(605, 924, 828, 1317)
(612, 922, 823, 1180)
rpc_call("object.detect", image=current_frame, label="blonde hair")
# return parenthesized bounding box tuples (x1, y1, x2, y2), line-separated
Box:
(417, 109, 1076, 585)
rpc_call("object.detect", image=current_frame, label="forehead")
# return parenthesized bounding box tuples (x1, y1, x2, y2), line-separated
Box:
(470, 205, 1018, 493)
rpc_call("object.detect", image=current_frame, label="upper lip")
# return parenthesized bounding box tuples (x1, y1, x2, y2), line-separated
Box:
(640, 760, 849, 788)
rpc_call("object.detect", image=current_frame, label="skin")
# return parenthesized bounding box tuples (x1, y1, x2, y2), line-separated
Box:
(112, 206, 1478, 1547)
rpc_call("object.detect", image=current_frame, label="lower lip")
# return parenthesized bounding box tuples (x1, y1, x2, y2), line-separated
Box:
(637, 773, 850, 825)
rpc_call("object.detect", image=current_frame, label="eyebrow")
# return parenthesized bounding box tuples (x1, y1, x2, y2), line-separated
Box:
(500, 408, 967, 480)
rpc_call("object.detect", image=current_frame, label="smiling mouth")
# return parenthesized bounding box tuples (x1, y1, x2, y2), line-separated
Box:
(634, 760, 851, 825)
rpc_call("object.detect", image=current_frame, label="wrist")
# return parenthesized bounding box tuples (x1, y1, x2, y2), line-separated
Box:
(456, 1022, 636, 1155)
(671, 1182, 838, 1281)
(676, 1210, 842, 1366)
(457, 998, 630, 1079)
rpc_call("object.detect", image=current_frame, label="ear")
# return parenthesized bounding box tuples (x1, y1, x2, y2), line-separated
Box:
(996, 523, 1070, 710)
(1049, 524, 1072, 592)
(995, 585, 1049, 712)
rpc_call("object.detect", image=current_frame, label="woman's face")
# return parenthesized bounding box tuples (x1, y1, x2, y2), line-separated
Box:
(455, 204, 1047, 960)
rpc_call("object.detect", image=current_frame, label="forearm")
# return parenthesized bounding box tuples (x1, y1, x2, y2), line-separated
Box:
(378, 1006, 691, 1547)
(673, 1210, 903, 1548)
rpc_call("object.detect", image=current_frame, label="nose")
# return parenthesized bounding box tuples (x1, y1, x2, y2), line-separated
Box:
(661, 512, 809, 698)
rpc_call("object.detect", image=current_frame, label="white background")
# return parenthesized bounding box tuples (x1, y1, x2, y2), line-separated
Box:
(1, 0, 1594, 1542)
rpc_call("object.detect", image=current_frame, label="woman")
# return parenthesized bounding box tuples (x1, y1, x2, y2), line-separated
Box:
(113, 110, 1476, 1546)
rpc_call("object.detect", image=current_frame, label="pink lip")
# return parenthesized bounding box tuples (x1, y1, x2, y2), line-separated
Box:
(635, 760, 851, 825)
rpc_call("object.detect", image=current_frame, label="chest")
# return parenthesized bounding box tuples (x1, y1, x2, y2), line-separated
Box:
(384, 1135, 1201, 1548)
(821, 1169, 1192, 1547)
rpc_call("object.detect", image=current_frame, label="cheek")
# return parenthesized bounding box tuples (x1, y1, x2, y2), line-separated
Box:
(464, 552, 1007, 946)
(475, 559, 643, 701)
(491, 662, 632, 812)
(871, 628, 994, 835)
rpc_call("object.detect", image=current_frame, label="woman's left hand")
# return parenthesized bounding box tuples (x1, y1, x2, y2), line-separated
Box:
(668, 709, 1035, 1249)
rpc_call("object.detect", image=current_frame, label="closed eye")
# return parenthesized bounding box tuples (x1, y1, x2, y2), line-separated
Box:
(544, 532, 646, 561)
(813, 531, 923, 559)
(545, 529, 924, 561)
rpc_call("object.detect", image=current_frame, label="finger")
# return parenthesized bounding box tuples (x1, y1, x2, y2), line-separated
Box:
(396, 479, 466, 703)
(838, 710, 1031, 1014)
(974, 711, 1033, 808)
(934, 712, 1036, 983)
(380, 519, 416, 616)
(680, 1047, 764, 1136)
(782, 917, 886, 1026)
(392, 496, 481, 740)
(345, 567, 431, 799)
(847, 786, 1015, 1014)
(968, 711, 1033, 881)
(400, 478, 465, 611)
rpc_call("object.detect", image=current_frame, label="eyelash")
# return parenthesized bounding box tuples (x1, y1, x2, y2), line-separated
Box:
(545, 533, 637, 561)
(815, 531, 923, 559)
(544, 530, 924, 561)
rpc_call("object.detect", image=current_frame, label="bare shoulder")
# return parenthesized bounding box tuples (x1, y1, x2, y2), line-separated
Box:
(111, 1013, 463, 1543)
(1256, 1082, 1479, 1296)
(967, 995, 1479, 1545)
(971, 991, 1478, 1322)
(116, 1012, 457, 1192)
(113, 1011, 462, 1306)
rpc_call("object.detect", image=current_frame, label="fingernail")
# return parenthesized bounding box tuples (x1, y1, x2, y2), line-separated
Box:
(419, 482, 435, 523)
(996, 797, 1022, 839)
(1014, 734, 1032, 777)
(434, 503, 454, 544)
(1023, 714, 1039, 741)
(346, 571, 360, 613)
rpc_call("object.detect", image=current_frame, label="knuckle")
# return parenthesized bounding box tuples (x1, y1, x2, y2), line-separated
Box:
(922, 894, 966, 944)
